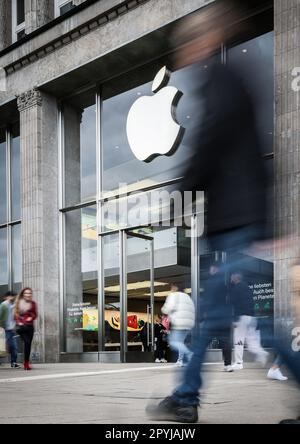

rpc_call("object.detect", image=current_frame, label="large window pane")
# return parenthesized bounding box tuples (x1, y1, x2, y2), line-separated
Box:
(103, 233, 121, 349)
(65, 206, 97, 353)
(0, 130, 6, 224)
(12, 224, 22, 293)
(0, 228, 8, 295)
(16, 0, 25, 25)
(11, 125, 21, 221)
(102, 55, 220, 196)
(64, 91, 96, 207)
(228, 32, 274, 155)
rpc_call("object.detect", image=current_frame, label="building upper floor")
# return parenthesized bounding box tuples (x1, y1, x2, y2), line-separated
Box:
(0, 0, 88, 49)
(0, 0, 274, 113)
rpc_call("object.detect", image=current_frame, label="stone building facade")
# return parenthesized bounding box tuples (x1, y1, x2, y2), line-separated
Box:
(0, 0, 296, 363)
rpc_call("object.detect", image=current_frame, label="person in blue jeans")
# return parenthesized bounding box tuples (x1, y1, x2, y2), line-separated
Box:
(146, 0, 300, 422)
(0, 291, 20, 369)
(162, 284, 195, 366)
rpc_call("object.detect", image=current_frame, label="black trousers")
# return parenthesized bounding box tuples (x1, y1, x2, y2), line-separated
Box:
(218, 329, 232, 366)
(155, 340, 166, 360)
(17, 325, 34, 362)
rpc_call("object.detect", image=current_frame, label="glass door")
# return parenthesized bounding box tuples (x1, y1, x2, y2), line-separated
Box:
(120, 230, 154, 362)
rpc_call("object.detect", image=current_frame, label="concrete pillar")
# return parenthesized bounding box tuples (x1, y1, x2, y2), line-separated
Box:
(274, 1, 300, 338)
(0, 0, 12, 51)
(17, 89, 60, 362)
(25, 0, 54, 34)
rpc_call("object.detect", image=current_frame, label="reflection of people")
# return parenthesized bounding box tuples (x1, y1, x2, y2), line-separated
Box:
(230, 271, 268, 370)
(0, 292, 20, 368)
(162, 284, 195, 366)
(14, 288, 38, 371)
(154, 316, 167, 363)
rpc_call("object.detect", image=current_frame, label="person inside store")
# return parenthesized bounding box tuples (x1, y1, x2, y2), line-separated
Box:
(154, 315, 168, 363)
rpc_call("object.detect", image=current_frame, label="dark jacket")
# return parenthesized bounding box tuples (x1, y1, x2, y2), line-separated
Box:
(229, 282, 254, 320)
(181, 62, 267, 237)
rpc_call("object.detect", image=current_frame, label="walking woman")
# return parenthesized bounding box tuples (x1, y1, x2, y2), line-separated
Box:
(14, 288, 38, 370)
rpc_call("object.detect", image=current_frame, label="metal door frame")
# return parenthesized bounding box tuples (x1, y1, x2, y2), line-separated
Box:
(120, 229, 155, 363)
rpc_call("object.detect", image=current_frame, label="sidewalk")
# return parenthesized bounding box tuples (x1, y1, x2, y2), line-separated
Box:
(0, 362, 298, 424)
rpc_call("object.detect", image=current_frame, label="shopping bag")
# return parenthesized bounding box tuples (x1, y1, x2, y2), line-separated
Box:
(0, 327, 7, 357)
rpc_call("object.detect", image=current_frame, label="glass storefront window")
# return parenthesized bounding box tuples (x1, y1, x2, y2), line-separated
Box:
(0, 124, 21, 293)
(11, 125, 21, 221)
(64, 91, 96, 207)
(61, 27, 274, 358)
(102, 183, 204, 236)
(228, 31, 274, 155)
(103, 233, 121, 350)
(12, 224, 22, 292)
(102, 56, 220, 197)
(0, 228, 8, 294)
(65, 205, 97, 353)
(0, 130, 7, 224)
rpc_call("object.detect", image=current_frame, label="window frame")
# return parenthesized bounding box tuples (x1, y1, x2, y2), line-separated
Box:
(12, 0, 25, 43)
(58, 25, 274, 355)
(55, 0, 74, 17)
(0, 125, 22, 292)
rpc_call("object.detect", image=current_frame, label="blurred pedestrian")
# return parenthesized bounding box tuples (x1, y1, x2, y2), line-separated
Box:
(162, 284, 195, 367)
(146, 0, 270, 423)
(267, 355, 288, 381)
(0, 291, 20, 368)
(200, 262, 233, 372)
(230, 271, 268, 370)
(14, 288, 38, 371)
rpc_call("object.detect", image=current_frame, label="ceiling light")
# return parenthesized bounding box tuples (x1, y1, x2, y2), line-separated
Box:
(105, 281, 169, 293)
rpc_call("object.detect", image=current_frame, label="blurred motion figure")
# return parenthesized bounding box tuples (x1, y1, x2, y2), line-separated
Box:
(146, 0, 272, 423)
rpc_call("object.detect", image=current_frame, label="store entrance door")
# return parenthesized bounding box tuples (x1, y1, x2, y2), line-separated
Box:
(120, 229, 155, 363)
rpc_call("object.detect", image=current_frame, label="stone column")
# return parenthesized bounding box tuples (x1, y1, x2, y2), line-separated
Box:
(17, 89, 60, 362)
(25, 0, 54, 34)
(274, 1, 300, 338)
(0, 0, 12, 51)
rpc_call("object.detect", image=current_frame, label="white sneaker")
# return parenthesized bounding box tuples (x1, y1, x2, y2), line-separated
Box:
(267, 368, 288, 381)
(161, 359, 168, 363)
(231, 362, 243, 370)
(155, 358, 161, 363)
(224, 365, 234, 372)
(256, 350, 269, 367)
(175, 359, 184, 367)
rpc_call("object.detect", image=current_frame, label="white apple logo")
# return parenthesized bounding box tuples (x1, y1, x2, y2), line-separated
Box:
(126, 66, 184, 162)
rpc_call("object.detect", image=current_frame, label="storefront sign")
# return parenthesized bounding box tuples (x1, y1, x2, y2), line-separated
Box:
(126, 66, 184, 162)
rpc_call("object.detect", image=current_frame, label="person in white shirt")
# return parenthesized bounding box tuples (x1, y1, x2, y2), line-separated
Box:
(162, 284, 195, 366)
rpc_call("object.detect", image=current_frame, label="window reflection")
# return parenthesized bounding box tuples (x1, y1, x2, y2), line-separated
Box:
(64, 92, 96, 207)
(0, 132, 6, 224)
(81, 105, 97, 202)
(228, 32, 274, 155)
(11, 125, 21, 221)
(102, 56, 220, 196)
(65, 206, 98, 352)
(12, 224, 22, 292)
(0, 228, 8, 294)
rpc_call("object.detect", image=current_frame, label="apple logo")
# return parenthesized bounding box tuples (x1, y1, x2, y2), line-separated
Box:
(126, 66, 185, 162)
